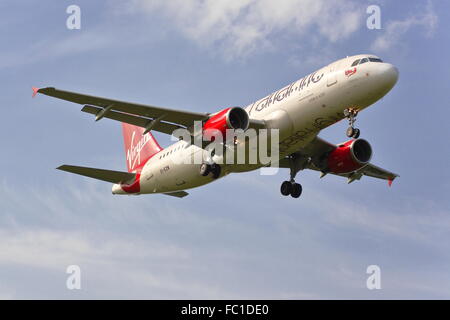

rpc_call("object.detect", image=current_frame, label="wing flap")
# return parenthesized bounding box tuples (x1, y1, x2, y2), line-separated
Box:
(81, 105, 184, 135)
(37, 87, 209, 128)
(57, 165, 135, 184)
(357, 163, 399, 182)
(304, 162, 399, 183)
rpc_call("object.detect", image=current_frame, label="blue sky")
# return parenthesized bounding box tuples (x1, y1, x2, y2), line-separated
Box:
(0, 0, 449, 299)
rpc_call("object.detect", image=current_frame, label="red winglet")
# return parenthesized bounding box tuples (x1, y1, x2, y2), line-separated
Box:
(388, 179, 393, 187)
(32, 87, 40, 98)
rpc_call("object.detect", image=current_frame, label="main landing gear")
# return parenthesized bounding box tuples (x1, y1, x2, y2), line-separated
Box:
(200, 163, 221, 179)
(344, 108, 360, 139)
(280, 153, 305, 199)
(280, 180, 302, 198)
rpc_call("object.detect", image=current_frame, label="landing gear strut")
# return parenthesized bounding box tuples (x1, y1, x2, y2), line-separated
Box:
(200, 163, 221, 179)
(344, 108, 360, 138)
(280, 154, 305, 199)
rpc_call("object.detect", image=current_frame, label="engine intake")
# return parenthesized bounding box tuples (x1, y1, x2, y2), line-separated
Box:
(326, 138, 372, 174)
(203, 107, 249, 141)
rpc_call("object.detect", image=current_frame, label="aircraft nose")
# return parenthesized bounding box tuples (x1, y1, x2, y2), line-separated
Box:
(379, 63, 399, 89)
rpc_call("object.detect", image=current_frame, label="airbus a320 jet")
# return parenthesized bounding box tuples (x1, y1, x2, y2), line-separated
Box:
(34, 54, 399, 198)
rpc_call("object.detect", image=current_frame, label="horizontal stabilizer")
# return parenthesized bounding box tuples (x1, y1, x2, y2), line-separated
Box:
(57, 165, 135, 184)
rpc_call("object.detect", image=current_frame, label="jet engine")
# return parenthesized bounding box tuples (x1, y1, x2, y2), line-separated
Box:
(203, 107, 249, 141)
(325, 139, 372, 174)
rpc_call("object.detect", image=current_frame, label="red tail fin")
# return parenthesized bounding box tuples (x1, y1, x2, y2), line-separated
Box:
(121, 123, 163, 173)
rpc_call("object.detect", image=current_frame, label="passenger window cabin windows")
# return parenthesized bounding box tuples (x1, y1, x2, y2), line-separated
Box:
(359, 58, 369, 64)
(351, 59, 360, 67)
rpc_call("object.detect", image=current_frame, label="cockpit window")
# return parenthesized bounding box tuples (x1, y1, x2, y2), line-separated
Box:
(359, 58, 369, 65)
(351, 59, 360, 67)
(369, 57, 383, 63)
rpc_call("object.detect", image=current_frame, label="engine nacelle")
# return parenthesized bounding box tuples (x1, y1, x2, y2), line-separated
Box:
(326, 139, 372, 174)
(203, 107, 249, 141)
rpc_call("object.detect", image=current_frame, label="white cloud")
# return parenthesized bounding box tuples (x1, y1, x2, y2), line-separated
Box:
(0, 229, 189, 271)
(228, 173, 450, 243)
(371, 0, 438, 52)
(0, 30, 119, 70)
(1, 173, 450, 299)
(129, 0, 363, 59)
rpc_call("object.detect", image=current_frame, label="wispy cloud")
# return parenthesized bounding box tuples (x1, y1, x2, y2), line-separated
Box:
(1, 170, 449, 299)
(0, 27, 145, 70)
(127, 0, 364, 60)
(371, 0, 438, 52)
(228, 173, 450, 243)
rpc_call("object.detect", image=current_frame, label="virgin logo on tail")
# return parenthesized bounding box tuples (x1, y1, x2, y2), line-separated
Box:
(126, 131, 151, 171)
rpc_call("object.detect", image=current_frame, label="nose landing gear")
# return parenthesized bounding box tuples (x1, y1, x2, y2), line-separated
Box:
(344, 108, 360, 138)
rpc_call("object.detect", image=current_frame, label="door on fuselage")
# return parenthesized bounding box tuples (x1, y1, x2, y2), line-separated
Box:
(327, 64, 338, 87)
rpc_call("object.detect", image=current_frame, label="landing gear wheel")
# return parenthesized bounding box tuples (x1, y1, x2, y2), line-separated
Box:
(290, 183, 302, 198)
(346, 127, 361, 138)
(346, 127, 355, 138)
(344, 108, 361, 138)
(200, 163, 211, 176)
(282, 154, 306, 199)
(211, 164, 221, 179)
(280, 181, 292, 196)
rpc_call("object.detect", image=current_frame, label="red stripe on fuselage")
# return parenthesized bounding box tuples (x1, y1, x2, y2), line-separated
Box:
(119, 150, 162, 194)
(121, 173, 141, 193)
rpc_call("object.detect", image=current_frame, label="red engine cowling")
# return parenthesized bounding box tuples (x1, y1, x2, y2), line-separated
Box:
(327, 139, 372, 174)
(203, 107, 249, 141)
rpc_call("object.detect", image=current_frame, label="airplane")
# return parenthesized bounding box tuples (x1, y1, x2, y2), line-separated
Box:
(33, 54, 399, 199)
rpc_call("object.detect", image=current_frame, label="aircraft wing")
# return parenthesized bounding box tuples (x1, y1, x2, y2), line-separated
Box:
(35, 87, 210, 133)
(303, 161, 399, 185)
(279, 136, 399, 185)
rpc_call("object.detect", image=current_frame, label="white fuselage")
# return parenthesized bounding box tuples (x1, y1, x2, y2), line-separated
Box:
(114, 54, 399, 195)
